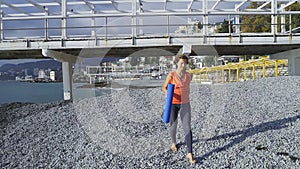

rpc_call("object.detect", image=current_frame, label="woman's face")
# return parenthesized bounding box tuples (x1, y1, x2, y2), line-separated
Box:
(177, 58, 188, 71)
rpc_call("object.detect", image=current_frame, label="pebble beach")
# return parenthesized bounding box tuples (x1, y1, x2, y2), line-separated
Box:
(1, 76, 300, 168)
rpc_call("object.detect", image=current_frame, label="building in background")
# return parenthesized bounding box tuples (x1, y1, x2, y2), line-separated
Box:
(38, 70, 46, 79)
(50, 71, 55, 81)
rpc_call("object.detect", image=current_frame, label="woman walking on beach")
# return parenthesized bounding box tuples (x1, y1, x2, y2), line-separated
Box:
(162, 54, 196, 164)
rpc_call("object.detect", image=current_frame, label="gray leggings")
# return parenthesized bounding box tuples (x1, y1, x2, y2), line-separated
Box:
(170, 103, 193, 153)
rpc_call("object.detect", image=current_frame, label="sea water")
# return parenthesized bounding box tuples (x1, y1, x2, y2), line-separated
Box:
(0, 81, 114, 104)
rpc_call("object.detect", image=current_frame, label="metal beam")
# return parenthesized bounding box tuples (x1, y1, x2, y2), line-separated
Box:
(278, 0, 298, 10)
(2, 9, 300, 21)
(0, 0, 296, 17)
(110, 0, 128, 13)
(257, 1, 270, 10)
(164, 0, 168, 11)
(1, 2, 30, 16)
(212, 0, 221, 10)
(24, 0, 48, 13)
(83, 0, 95, 12)
(188, 0, 195, 11)
(235, 0, 248, 10)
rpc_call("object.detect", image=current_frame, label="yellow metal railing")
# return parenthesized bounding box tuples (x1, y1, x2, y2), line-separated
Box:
(190, 59, 288, 83)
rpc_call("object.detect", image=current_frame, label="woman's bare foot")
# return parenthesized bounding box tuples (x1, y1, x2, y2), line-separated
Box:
(187, 153, 196, 164)
(171, 144, 177, 152)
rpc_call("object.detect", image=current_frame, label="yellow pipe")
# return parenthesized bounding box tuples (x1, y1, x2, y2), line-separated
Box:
(236, 66, 240, 82)
(222, 68, 224, 83)
(263, 60, 266, 78)
(215, 70, 219, 83)
(275, 60, 279, 77)
(252, 64, 255, 80)
(229, 68, 231, 83)
(200, 72, 202, 83)
(190, 58, 288, 84)
(244, 63, 247, 81)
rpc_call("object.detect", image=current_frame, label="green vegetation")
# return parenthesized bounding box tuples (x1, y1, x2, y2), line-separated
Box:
(241, 2, 300, 33)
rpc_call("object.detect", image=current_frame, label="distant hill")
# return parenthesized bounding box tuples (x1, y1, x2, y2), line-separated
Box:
(0, 60, 61, 72)
(0, 60, 62, 81)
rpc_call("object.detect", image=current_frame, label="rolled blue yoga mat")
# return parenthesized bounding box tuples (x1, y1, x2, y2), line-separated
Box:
(163, 84, 175, 123)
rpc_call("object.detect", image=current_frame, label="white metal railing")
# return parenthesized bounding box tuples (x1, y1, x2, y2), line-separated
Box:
(1, 19, 300, 41)
(0, 0, 300, 43)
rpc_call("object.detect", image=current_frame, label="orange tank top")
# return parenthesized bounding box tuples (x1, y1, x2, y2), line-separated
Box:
(168, 71, 190, 104)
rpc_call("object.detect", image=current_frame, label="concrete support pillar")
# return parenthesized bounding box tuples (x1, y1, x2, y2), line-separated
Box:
(270, 48, 300, 76)
(182, 44, 191, 56)
(62, 62, 73, 100)
(175, 44, 191, 58)
(288, 55, 300, 76)
(42, 49, 77, 101)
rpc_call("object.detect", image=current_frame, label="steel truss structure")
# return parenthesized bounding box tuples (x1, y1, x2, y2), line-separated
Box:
(1, 0, 300, 41)
(1, 0, 300, 17)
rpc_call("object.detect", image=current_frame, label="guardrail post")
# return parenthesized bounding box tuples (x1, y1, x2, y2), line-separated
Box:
(61, 0, 67, 42)
(202, 0, 208, 43)
(105, 16, 108, 40)
(0, 9, 3, 42)
(44, 8, 49, 40)
(91, 10, 96, 38)
(234, 4, 241, 34)
(271, 0, 278, 37)
(167, 15, 170, 36)
(280, 4, 286, 33)
(132, 0, 137, 45)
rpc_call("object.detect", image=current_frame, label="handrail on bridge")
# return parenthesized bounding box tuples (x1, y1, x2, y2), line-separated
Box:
(0, 17, 300, 41)
(1, 0, 300, 42)
(190, 58, 288, 84)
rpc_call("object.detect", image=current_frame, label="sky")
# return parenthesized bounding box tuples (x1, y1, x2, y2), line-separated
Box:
(0, 0, 298, 66)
